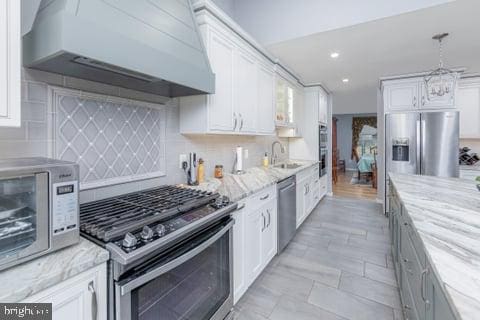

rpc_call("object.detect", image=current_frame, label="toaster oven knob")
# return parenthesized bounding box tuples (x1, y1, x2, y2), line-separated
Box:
(156, 224, 166, 237)
(140, 226, 154, 241)
(122, 232, 138, 248)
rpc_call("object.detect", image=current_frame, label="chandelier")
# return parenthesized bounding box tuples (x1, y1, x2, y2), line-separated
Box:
(424, 33, 457, 100)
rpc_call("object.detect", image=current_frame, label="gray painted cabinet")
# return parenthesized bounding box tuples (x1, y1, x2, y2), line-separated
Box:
(389, 183, 457, 320)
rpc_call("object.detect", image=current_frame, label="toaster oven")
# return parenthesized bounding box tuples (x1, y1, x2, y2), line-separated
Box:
(0, 157, 80, 271)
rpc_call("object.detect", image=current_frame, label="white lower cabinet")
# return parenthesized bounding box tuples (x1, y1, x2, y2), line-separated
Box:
(23, 263, 107, 320)
(296, 165, 323, 229)
(233, 185, 277, 304)
(232, 200, 247, 304)
(245, 206, 264, 285)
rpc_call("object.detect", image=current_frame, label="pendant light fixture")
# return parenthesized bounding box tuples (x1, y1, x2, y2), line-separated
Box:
(424, 33, 457, 100)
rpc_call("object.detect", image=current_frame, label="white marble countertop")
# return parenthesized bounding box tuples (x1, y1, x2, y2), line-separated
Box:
(389, 173, 480, 320)
(0, 237, 109, 302)
(185, 159, 319, 202)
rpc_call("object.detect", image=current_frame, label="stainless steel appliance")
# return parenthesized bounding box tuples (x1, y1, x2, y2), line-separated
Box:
(385, 111, 459, 202)
(0, 157, 79, 271)
(319, 125, 328, 177)
(277, 176, 296, 253)
(80, 186, 237, 320)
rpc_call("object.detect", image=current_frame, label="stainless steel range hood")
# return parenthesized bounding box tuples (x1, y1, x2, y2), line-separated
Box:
(23, 0, 215, 97)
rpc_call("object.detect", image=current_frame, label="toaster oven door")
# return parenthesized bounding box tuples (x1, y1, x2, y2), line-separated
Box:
(0, 172, 49, 270)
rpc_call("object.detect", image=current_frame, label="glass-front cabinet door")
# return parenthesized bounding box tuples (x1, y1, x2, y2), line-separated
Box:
(0, 173, 49, 269)
(275, 77, 295, 126)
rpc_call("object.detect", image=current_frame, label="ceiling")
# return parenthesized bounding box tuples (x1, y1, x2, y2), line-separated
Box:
(267, 0, 480, 114)
(233, 0, 453, 45)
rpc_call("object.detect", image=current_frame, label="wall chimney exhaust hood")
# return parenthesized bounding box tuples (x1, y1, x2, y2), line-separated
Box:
(23, 0, 215, 97)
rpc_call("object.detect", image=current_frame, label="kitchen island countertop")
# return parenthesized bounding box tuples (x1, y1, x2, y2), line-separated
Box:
(389, 173, 480, 320)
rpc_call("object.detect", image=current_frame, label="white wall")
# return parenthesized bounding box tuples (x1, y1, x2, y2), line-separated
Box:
(234, 0, 454, 45)
(332, 87, 379, 115)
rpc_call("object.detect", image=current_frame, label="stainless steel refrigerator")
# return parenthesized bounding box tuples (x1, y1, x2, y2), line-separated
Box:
(386, 111, 459, 179)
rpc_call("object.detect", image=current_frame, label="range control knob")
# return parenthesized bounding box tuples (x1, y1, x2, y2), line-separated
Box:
(222, 196, 230, 205)
(140, 226, 154, 241)
(122, 232, 138, 248)
(156, 224, 166, 237)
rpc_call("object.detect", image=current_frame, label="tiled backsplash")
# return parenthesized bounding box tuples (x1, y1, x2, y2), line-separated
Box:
(51, 88, 166, 189)
(0, 68, 288, 203)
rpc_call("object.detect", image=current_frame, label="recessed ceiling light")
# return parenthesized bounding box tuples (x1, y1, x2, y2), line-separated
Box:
(342, 78, 349, 83)
(330, 52, 339, 59)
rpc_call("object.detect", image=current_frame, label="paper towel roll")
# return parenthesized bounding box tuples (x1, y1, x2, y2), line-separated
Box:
(236, 146, 243, 172)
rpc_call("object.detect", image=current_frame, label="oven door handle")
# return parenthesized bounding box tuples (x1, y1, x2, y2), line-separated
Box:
(119, 219, 234, 295)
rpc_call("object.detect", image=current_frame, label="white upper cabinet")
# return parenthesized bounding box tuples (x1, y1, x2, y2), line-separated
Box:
(275, 73, 299, 127)
(458, 78, 480, 139)
(179, 11, 276, 135)
(234, 48, 257, 133)
(383, 75, 458, 113)
(318, 88, 328, 124)
(0, 0, 21, 127)
(420, 80, 455, 109)
(208, 28, 235, 131)
(384, 81, 419, 111)
(257, 64, 275, 134)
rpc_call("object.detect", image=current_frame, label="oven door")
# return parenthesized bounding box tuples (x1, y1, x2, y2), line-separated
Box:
(115, 219, 234, 320)
(0, 172, 49, 270)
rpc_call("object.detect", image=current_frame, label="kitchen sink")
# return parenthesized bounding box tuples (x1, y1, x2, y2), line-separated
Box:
(274, 163, 303, 169)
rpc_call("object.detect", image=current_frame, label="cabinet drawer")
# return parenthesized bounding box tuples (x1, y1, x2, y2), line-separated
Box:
(400, 263, 419, 320)
(401, 213, 426, 267)
(296, 166, 315, 181)
(401, 226, 426, 320)
(249, 184, 276, 210)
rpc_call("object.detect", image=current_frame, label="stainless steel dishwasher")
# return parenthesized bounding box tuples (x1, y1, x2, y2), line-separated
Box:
(277, 176, 297, 252)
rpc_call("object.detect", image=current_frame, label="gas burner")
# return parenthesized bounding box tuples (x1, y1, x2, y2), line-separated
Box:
(79, 185, 235, 254)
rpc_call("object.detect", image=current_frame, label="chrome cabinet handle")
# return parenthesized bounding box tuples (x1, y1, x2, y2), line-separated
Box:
(421, 268, 430, 305)
(304, 185, 308, 195)
(239, 113, 244, 131)
(233, 113, 238, 130)
(422, 96, 426, 106)
(413, 96, 417, 107)
(261, 212, 266, 231)
(88, 281, 98, 320)
(260, 194, 269, 200)
(266, 209, 271, 228)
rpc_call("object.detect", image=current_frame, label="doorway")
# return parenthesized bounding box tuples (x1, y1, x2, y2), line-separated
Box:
(332, 114, 378, 200)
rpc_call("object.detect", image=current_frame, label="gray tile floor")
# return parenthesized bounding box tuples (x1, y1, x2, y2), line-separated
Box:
(233, 197, 403, 320)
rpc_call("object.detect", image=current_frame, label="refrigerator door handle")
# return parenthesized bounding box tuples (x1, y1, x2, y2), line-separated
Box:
(416, 120, 421, 175)
(421, 119, 426, 175)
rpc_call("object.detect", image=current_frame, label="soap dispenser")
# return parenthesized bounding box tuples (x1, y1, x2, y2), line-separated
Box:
(263, 152, 269, 167)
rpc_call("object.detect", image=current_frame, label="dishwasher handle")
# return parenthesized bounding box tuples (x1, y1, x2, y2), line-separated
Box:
(279, 182, 296, 192)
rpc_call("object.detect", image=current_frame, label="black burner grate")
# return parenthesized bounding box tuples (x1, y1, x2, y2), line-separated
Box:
(80, 186, 217, 242)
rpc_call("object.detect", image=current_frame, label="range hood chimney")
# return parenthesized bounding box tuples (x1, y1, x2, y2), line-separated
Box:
(23, 0, 215, 97)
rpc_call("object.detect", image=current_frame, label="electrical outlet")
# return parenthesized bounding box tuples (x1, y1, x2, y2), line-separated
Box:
(244, 149, 249, 159)
(179, 154, 187, 169)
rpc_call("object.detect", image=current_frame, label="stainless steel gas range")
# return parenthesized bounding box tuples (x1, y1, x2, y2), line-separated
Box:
(80, 186, 237, 320)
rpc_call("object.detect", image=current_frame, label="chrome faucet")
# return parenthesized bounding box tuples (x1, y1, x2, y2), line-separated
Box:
(271, 141, 286, 165)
